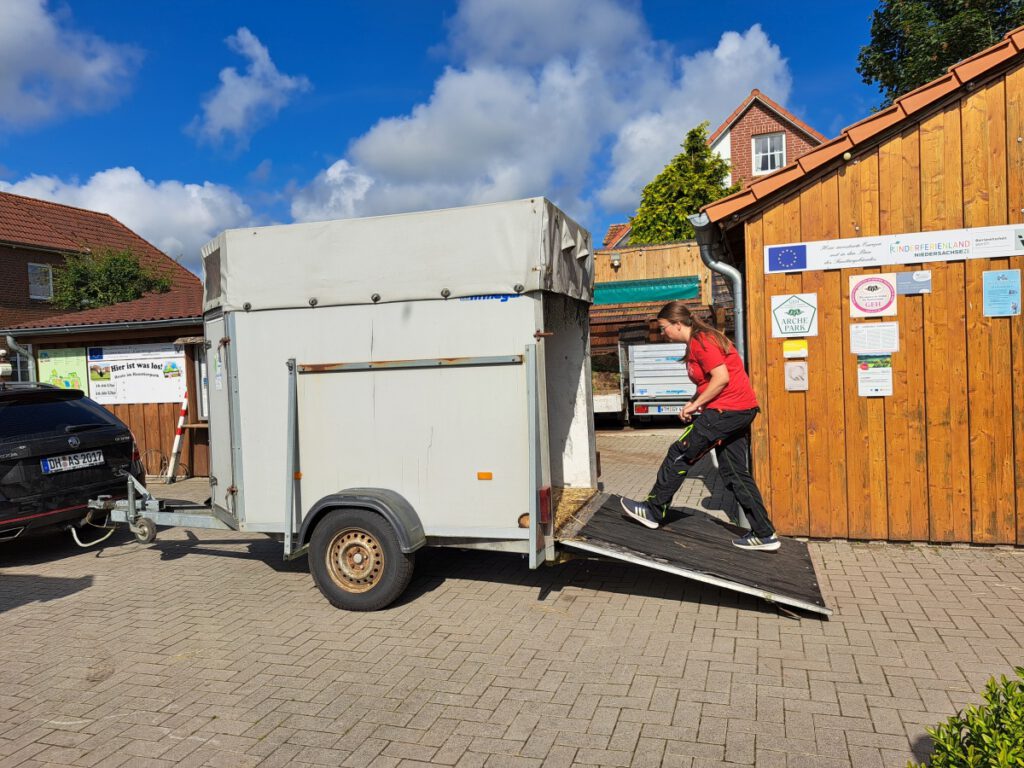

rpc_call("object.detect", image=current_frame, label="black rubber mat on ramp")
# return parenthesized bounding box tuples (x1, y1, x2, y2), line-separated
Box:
(559, 495, 830, 616)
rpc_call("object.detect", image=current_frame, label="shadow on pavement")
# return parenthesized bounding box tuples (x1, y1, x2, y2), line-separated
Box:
(0, 526, 137, 567)
(0, 573, 94, 614)
(392, 544, 788, 617)
(147, 530, 308, 573)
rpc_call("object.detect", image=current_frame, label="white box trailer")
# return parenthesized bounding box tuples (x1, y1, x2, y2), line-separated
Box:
(91, 198, 830, 616)
(199, 198, 597, 609)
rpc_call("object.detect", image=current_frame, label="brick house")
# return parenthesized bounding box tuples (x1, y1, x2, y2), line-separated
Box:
(0, 190, 209, 476)
(708, 89, 827, 188)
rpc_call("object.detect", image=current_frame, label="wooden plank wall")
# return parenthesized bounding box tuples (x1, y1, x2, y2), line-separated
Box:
(744, 64, 1024, 543)
(594, 241, 712, 301)
(106, 401, 207, 478)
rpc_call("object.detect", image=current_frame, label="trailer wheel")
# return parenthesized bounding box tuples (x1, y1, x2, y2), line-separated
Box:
(133, 517, 157, 544)
(309, 509, 415, 611)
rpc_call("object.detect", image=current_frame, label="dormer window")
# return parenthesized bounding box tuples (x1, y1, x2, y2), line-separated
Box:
(753, 132, 786, 175)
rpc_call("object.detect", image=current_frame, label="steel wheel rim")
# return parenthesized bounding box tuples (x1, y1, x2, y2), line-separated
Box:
(325, 527, 384, 593)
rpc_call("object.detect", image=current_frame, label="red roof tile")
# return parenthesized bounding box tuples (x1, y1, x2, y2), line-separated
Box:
(703, 24, 1024, 225)
(603, 223, 631, 248)
(0, 190, 201, 331)
(9, 284, 203, 331)
(708, 89, 828, 146)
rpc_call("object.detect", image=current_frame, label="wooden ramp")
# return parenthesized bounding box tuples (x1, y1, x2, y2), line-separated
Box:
(557, 495, 831, 617)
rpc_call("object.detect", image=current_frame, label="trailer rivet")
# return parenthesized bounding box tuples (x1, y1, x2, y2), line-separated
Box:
(243, 302, 252, 311)
(371, 293, 381, 303)
(514, 284, 524, 293)
(309, 297, 318, 307)
(441, 288, 451, 298)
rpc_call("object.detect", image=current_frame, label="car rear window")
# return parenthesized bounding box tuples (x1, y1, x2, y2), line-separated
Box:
(0, 392, 120, 440)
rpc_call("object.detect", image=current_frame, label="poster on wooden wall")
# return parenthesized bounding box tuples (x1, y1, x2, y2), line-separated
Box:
(982, 269, 1021, 317)
(37, 348, 87, 391)
(857, 355, 893, 397)
(849, 274, 897, 318)
(87, 343, 186, 405)
(850, 322, 900, 354)
(771, 293, 818, 337)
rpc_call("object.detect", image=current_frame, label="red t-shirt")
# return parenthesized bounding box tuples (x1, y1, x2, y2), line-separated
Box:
(685, 334, 759, 411)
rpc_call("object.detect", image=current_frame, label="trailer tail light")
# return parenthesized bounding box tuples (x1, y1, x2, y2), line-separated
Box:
(539, 486, 551, 525)
(635, 404, 649, 414)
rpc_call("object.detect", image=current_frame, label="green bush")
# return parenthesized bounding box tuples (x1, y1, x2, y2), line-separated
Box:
(53, 248, 172, 311)
(910, 667, 1024, 767)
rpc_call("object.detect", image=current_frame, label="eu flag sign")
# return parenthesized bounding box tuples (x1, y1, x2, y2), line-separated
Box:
(767, 244, 807, 272)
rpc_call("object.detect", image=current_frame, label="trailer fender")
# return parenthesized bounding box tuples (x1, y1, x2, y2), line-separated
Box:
(299, 488, 426, 554)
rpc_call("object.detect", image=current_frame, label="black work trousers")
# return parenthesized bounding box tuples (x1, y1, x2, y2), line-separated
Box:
(647, 408, 776, 538)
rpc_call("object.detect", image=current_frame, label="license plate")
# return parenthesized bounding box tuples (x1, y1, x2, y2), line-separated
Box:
(41, 450, 105, 474)
(650, 405, 682, 415)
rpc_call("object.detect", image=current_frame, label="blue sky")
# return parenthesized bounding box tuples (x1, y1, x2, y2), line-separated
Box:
(0, 1, 881, 273)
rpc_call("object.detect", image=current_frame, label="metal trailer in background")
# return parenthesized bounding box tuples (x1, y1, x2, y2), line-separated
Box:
(627, 342, 697, 420)
(92, 198, 830, 617)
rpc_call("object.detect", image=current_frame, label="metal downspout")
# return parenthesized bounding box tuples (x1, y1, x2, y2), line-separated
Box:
(5, 335, 35, 381)
(688, 212, 745, 364)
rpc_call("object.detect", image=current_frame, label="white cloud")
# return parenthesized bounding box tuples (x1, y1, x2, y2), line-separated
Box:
(0, 0, 141, 130)
(0, 167, 252, 273)
(291, 160, 373, 222)
(291, 0, 794, 227)
(189, 27, 310, 149)
(446, 0, 650, 68)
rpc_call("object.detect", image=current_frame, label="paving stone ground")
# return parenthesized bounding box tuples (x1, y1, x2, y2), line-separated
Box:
(2, 427, 1024, 767)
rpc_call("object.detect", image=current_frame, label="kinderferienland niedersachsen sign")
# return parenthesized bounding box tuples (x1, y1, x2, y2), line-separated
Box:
(764, 223, 1024, 274)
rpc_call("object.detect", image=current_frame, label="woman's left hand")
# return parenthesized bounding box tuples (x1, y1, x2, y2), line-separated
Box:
(680, 401, 701, 422)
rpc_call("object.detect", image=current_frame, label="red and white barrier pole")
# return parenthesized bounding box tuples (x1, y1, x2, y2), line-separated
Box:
(165, 391, 188, 484)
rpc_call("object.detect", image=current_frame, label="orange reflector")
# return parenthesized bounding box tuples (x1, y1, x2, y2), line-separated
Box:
(294, 472, 303, 480)
(477, 471, 493, 480)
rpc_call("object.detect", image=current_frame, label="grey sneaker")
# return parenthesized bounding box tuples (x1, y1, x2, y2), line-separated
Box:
(619, 497, 661, 529)
(732, 532, 781, 551)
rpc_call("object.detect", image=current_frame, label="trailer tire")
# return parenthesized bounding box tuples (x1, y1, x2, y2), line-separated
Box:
(309, 508, 415, 611)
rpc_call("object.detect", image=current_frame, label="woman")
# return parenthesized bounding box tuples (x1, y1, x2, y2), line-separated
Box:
(619, 301, 780, 551)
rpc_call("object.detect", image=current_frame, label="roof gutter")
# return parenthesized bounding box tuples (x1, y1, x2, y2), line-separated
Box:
(688, 212, 745, 364)
(4, 335, 36, 382)
(1, 316, 202, 339)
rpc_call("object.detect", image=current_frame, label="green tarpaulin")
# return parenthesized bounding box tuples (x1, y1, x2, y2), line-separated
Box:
(593, 276, 700, 305)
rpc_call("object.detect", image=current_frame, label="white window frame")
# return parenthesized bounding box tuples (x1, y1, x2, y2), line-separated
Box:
(10, 344, 34, 382)
(27, 263, 53, 301)
(752, 132, 786, 176)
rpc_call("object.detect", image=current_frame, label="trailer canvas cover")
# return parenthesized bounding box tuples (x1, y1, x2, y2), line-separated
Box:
(202, 197, 592, 312)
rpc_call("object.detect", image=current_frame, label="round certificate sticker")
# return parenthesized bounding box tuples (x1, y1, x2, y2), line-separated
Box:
(851, 276, 896, 315)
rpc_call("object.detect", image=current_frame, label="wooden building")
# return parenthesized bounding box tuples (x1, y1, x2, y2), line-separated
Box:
(702, 27, 1024, 545)
(591, 240, 732, 353)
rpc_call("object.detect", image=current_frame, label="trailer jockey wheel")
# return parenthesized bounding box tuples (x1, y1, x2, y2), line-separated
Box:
(309, 508, 415, 611)
(133, 517, 157, 544)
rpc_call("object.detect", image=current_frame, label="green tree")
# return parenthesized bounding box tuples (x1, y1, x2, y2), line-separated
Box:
(52, 248, 172, 311)
(629, 122, 739, 244)
(857, 0, 1024, 107)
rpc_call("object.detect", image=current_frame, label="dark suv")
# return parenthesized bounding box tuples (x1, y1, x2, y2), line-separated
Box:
(0, 383, 145, 542)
